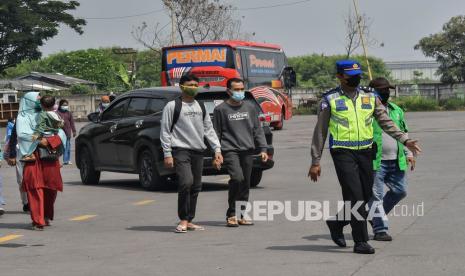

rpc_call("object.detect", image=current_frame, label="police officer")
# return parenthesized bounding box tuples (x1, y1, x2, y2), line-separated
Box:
(308, 60, 421, 254)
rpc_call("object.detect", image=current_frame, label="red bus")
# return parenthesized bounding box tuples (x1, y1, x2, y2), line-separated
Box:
(161, 40, 296, 130)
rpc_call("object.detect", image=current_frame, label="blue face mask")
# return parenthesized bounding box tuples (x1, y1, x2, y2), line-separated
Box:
(231, 90, 245, 102)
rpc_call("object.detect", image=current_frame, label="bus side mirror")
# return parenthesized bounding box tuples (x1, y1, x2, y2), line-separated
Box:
(282, 66, 297, 89)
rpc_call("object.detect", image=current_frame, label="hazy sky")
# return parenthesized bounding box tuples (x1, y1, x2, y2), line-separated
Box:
(40, 0, 465, 61)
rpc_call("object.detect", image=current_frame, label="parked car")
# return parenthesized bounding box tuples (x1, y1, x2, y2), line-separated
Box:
(76, 86, 275, 190)
(250, 86, 293, 130)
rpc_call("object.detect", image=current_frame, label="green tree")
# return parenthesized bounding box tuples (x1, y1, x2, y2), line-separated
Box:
(288, 54, 391, 89)
(415, 15, 465, 83)
(0, 0, 86, 74)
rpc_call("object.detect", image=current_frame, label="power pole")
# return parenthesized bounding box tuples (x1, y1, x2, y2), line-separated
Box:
(169, 2, 176, 46)
(352, 0, 373, 80)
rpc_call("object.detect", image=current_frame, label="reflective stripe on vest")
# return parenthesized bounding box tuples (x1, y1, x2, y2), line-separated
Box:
(328, 90, 376, 150)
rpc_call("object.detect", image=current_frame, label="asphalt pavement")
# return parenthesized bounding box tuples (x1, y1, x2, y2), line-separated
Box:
(1, 111, 464, 276)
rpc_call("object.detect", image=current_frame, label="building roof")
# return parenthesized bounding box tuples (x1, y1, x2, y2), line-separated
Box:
(15, 72, 96, 87)
(0, 79, 62, 91)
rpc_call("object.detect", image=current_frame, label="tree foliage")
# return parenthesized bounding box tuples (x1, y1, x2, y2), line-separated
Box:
(415, 15, 465, 83)
(0, 0, 86, 74)
(288, 54, 391, 89)
(2, 48, 163, 91)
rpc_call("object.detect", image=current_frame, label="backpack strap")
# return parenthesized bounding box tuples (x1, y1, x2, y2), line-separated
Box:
(198, 100, 206, 121)
(170, 97, 182, 133)
(170, 98, 206, 133)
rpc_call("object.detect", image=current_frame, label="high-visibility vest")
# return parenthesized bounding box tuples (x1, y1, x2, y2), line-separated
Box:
(373, 102, 408, 170)
(326, 88, 376, 150)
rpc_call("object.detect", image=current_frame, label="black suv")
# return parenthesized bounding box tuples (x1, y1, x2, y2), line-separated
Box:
(76, 86, 275, 190)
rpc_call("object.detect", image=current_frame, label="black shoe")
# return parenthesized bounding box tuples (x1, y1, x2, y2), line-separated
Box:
(353, 242, 375, 254)
(373, 232, 392, 241)
(326, 220, 346, 247)
(23, 204, 30, 212)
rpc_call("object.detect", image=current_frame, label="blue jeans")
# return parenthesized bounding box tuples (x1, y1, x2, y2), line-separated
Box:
(63, 138, 71, 164)
(369, 160, 407, 234)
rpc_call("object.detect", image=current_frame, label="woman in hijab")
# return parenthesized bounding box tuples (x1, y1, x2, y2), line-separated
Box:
(17, 92, 67, 230)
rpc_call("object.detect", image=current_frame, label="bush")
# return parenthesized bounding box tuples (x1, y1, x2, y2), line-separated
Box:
(440, 98, 465, 110)
(69, 84, 92, 95)
(392, 97, 439, 111)
(293, 106, 318, 115)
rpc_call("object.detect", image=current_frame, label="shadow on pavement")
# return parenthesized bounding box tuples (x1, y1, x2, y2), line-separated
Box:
(127, 221, 226, 233)
(65, 180, 229, 193)
(126, 226, 174, 232)
(0, 222, 32, 230)
(267, 244, 352, 253)
(302, 234, 353, 242)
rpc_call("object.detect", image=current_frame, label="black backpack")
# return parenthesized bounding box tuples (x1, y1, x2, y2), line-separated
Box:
(170, 97, 207, 133)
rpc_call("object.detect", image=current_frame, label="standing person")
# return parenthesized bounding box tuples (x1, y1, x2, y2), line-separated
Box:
(4, 118, 15, 142)
(160, 74, 223, 233)
(212, 78, 268, 227)
(368, 77, 415, 241)
(308, 60, 422, 254)
(97, 95, 110, 113)
(57, 99, 77, 165)
(16, 92, 66, 230)
(5, 120, 29, 212)
(20, 96, 64, 162)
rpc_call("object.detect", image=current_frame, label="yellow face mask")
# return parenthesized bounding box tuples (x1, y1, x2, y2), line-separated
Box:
(180, 85, 199, 97)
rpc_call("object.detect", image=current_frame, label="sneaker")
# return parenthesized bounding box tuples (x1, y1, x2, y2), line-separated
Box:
(64, 162, 73, 165)
(23, 204, 30, 212)
(326, 220, 346, 247)
(0, 208, 4, 216)
(226, 216, 239, 227)
(353, 242, 375, 254)
(373, 232, 392, 241)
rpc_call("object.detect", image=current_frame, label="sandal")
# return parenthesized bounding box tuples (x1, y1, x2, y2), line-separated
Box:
(187, 223, 205, 231)
(174, 224, 187, 233)
(31, 223, 44, 231)
(238, 218, 254, 226)
(226, 216, 239, 227)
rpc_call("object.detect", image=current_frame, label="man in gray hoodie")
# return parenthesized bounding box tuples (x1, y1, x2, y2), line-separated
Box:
(213, 78, 268, 227)
(160, 74, 223, 233)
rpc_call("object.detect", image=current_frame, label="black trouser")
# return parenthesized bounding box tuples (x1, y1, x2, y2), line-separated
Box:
(173, 148, 204, 222)
(330, 148, 374, 242)
(224, 151, 254, 218)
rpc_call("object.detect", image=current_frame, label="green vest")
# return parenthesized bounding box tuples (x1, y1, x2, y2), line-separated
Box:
(372, 102, 408, 171)
(327, 89, 376, 150)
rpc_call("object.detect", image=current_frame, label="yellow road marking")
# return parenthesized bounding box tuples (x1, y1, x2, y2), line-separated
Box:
(133, 200, 155, 206)
(69, 215, 97, 221)
(0, 234, 23, 244)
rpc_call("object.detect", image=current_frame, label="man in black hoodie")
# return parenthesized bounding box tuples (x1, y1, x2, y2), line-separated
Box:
(213, 78, 268, 227)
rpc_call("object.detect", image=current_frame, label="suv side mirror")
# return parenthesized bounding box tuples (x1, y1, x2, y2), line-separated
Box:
(88, 112, 100, 123)
(282, 66, 297, 89)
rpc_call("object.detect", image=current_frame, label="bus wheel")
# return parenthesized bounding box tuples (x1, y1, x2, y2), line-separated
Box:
(274, 109, 285, 130)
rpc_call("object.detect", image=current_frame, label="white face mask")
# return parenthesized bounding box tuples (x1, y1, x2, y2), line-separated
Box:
(102, 103, 110, 108)
(61, 105, 69, 111)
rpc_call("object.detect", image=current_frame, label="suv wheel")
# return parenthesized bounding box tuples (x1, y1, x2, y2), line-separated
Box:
(79, 147, 101, 185)
(138, 149, 166, 190)
(250, 169, 263, 188)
